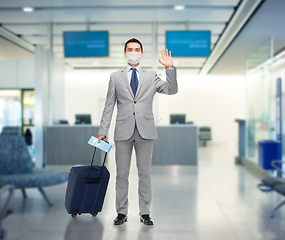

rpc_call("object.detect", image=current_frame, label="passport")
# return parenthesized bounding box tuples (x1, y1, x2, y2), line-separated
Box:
(88, 136, 112, 153)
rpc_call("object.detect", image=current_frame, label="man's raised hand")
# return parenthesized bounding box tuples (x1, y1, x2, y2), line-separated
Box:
(158, 48, 173, 69)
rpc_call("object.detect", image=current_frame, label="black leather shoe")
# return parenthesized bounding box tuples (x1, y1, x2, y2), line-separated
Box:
(140, 214, 154, 225)
(114, 214, 127, 225)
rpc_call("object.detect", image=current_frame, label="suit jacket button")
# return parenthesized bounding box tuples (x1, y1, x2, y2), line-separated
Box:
(134, 101, 136, 104)
(133, 113, 135, 115)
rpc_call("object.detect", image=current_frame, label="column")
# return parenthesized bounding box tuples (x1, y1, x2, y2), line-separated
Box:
(34, 46, 48, 168)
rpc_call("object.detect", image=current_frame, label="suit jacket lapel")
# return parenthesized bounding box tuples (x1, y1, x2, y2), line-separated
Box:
(121, 68, 134, 98)
(136, 68, 145, 98)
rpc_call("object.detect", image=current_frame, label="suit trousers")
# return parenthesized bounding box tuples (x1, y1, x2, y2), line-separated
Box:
(115, 126, 154, 216)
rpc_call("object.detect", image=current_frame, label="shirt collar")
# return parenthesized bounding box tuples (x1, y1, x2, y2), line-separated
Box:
(126, 64, 141, 73)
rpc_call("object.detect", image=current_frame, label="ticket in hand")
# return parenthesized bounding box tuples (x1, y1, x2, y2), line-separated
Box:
(88, 136, 112, 153)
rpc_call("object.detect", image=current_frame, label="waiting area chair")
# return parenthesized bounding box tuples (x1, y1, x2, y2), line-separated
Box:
(0, 135, 69, 206)
(257, 160, 285, 218)
(0, 185, 14, 239)
(199, 127, 212, 146)
(0, 126, 21, 136)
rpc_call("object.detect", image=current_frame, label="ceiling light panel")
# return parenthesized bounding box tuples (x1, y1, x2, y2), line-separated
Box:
(23, 7, 34, 12)
(174, 6, 185, 11)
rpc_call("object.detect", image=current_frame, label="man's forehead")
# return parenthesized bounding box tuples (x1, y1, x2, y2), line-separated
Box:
(126, 42, 141, 49)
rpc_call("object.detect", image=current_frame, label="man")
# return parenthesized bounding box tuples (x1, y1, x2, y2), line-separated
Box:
(98, 38, 177, 225)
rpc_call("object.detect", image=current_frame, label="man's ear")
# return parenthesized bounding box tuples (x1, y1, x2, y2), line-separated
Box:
(124, 52, 127, 58)
(141, 52, 144, 58)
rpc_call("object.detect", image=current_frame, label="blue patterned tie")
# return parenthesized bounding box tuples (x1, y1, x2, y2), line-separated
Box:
(130, 68, 138, 97)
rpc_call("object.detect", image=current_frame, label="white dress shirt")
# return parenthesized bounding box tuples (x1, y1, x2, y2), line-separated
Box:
(126, 64, 141, 84)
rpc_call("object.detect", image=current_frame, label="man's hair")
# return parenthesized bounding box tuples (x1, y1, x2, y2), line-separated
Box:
(124, 38, 143, 52)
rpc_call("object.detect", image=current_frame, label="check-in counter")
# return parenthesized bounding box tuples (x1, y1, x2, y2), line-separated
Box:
(153, 125, 198, 165)
(45, 125, 102, 165)
(45, 125, 198, 166)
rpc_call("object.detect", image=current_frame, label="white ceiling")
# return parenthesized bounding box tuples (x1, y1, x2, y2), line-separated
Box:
(211, 0, 285, 74)
(0, 0, 241, 72)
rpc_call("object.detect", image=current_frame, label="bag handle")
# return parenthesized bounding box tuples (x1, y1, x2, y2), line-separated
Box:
(86, 140, 109, 184)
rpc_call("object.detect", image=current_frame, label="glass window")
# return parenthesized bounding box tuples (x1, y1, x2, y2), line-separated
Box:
(245, 38, 273, 162)
(0, 90, 22, 134)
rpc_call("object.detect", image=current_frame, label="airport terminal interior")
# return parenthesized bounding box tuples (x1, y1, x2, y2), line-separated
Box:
(1, 0, 285, 239)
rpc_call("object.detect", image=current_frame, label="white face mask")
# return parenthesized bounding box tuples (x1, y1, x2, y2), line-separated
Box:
(126, 52, 142, 65)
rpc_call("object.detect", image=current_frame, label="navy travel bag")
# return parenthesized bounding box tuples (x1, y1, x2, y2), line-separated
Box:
(65, 145, 110, 218)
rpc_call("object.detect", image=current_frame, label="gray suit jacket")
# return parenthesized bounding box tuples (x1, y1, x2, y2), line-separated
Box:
(98, 67, 178, 141)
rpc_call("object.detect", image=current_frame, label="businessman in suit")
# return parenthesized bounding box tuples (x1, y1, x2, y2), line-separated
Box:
(98, 38, 177, 225)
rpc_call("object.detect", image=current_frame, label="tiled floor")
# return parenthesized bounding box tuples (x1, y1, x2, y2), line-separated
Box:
(2, 144, 285, 240)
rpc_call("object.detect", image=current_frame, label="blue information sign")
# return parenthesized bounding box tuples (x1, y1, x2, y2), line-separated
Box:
(166, 31, 211, 57)
(63, 31, 109, 58)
